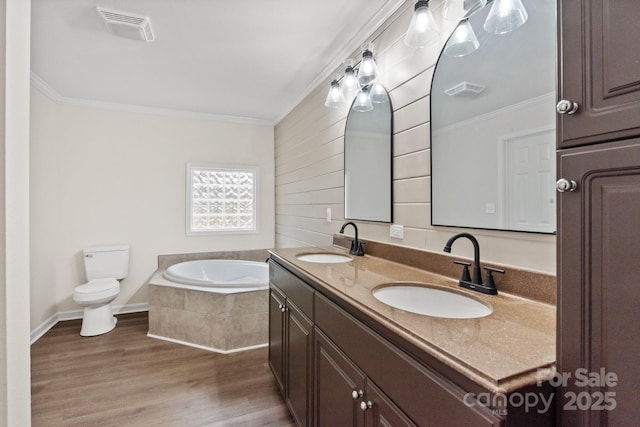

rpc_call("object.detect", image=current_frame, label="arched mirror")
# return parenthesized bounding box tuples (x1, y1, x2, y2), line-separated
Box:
(431, 0, 556, 233)
(344, 86, 392, 222)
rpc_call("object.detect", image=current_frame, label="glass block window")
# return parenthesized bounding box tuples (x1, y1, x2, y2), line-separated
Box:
(187, 163, 258, 234)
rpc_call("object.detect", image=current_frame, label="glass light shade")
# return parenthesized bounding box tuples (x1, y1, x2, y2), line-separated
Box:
(442, 0, 465, 21)
(369, 83, 388, 103)
(352, 89, 373, 112)
(483, 0, 528, 34)
(341, 65, 360, 101)
(357, 50, 378, 86)
(324, 80, 345, 108)
(404, 0, 440, 48)
(463, 0, 487, 17)
(444, 20, 480, 57)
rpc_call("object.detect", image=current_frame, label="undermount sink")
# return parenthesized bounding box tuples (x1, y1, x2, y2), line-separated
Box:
(372, 284, 492, 319)
(296, 253, 352, 264)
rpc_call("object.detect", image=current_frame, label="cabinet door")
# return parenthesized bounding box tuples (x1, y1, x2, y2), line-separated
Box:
(314, 328, 365, 427)
(557, 139, 640, 426)
(269, 286, 286, 395)
(286, 301, 314, 427)
(558, 1, 640, 148)
(363, 380, 416, 427)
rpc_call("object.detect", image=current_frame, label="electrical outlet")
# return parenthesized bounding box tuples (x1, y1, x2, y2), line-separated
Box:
(390, 224, 404, 239)
(485, 202, 496, 214)
(326, 207, 331, 223)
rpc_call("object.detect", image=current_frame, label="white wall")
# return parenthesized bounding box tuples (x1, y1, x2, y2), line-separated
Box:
(30, 87, 275, 329)
(274, 0, 556, 274)
(1, 0, 32, 424)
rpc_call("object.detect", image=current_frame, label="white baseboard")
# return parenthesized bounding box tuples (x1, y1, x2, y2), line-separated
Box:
(30, 303, 149, 344)
(146, 333, 268, 355)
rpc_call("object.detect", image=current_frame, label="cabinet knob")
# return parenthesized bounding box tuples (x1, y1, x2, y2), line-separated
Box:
(351, 389, 363, 400)
(556, 99, 579, 115)
(556, 178, 578, 193)
(280, 306, 287, 313)
(360, 400, 373, 411)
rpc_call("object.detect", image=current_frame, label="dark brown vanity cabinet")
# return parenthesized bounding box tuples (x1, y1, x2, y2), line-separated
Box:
(314, 328, 415, 427)
(268, 261, 314, 427)
(268, 258, 505, 426)
(557, 139, 640, 426)
(557, 2, 640, 426)
(557, 1, 640, 148)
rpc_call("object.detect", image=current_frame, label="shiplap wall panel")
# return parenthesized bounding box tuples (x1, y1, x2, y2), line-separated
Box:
(274, 0, 556, 273)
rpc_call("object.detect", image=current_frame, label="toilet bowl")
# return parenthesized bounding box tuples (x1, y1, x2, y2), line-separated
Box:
(73, 244, 130, 337)
(73, 278, 120, 336)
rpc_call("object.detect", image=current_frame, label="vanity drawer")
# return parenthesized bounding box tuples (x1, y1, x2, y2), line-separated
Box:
(314, 292, 500, 426)
(269, 260, 314, 318)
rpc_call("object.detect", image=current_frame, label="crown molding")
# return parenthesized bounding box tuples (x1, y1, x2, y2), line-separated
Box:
(30, 72, 274, 126)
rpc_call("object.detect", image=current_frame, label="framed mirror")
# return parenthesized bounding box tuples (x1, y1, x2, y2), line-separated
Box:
(431, 0, 556, 233)
(344, 86, 392, 222)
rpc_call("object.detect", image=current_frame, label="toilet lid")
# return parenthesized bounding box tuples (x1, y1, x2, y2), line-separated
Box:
(75, 278, 119, 294)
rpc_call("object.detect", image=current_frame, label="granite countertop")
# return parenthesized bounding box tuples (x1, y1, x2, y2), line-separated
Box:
(270, 245, 556, 394)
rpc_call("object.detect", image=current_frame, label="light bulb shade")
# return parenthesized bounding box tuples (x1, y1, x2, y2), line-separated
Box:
(352, 89, 373, 112)
(442, 0, 465, 21)
(369, 83, 388, 103)
(341, 66, 360, 100)
(483, 0, 528, 34)
(444, 20, 480, 57)
(324, 80, 345, 108)
(357, 50, 378, 86)
(463, 0, 487, 17)
(404, 0, 440, 48)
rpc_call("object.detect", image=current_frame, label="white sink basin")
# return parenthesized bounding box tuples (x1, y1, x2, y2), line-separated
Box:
(372, 284, 492, 319)
(296, 253, 352, 264)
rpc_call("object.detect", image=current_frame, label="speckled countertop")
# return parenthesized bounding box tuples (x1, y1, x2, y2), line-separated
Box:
(269, 245, 556, 394)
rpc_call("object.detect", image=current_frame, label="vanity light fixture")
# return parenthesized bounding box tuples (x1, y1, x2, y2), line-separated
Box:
(352, 87, 374, 112)
(357, 49, 378, 86)
(463, 0, 487, 17)
(324, 79, 345, 108)
(483, 0, 528, 34)
(444, 19, 480, 57)
(442, 0, 464, 21)
(324, 46, 381, 110)
(341, 60, 360, 101)
(404, 0, 440, 48)
(369, 83, 388, 104)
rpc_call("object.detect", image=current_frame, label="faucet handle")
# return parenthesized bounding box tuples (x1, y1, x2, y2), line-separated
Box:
(483, 266, 505, 289)
(453, 260, 472, 283)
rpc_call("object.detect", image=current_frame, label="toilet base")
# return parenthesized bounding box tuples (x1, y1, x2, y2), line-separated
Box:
(80, 303, 117, 337)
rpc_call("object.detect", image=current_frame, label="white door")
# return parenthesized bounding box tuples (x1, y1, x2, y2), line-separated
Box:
(504, 128, 556, 233)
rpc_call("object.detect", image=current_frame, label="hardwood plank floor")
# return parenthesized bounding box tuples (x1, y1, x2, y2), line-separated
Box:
(31, 312, 294, 427)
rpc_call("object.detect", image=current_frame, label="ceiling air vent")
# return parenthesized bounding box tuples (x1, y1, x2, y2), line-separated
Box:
(97, 7, 154, 42)
(444, 81, 486, 97)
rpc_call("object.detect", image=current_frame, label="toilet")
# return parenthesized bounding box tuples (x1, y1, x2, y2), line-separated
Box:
(73, 244, 130, 336)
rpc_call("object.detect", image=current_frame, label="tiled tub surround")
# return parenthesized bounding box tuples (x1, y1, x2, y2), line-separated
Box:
(270, 237, 556, 393)
(148, 249, 270, 353)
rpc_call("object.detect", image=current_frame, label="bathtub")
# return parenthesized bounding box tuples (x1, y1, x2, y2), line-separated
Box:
(148, 258, 270, 353)
(160, 259, 268, 292)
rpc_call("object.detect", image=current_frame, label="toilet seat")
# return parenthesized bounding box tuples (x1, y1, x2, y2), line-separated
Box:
(73, 278, 120, 303)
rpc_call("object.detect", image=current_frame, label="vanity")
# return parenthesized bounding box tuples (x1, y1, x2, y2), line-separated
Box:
(268, 238, 556, 426)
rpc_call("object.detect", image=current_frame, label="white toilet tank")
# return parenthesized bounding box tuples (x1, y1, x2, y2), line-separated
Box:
(83, 244, 130, 281)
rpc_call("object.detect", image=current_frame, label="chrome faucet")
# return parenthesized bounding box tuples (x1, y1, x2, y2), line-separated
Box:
(443, 232, 503, 295)
(339, 221, 365, 256)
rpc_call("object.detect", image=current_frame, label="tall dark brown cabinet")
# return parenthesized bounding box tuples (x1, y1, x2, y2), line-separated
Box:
(557, 1, 640, 426)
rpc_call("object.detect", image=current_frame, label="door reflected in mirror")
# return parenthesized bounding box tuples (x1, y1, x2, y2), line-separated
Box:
(431, 0, 556, 233)
(344, 86, 392, 223)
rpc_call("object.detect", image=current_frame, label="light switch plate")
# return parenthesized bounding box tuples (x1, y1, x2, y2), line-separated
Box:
(390, 224, 404, 239)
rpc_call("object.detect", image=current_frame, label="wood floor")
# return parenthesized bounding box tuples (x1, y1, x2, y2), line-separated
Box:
(31, 312, 294, 427)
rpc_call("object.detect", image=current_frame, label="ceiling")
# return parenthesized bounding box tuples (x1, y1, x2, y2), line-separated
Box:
(31, 0, 404, 124)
